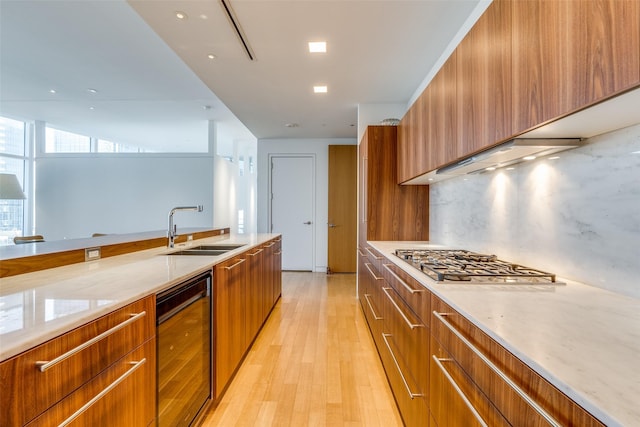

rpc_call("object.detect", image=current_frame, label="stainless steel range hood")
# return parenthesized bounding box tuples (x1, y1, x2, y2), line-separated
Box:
(403, 138, 582, 185)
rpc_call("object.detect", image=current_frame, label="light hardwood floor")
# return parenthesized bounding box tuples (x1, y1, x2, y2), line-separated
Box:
(202, 272, 403, 427)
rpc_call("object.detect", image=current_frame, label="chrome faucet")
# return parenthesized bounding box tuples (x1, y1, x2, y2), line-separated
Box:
(168, 205, 203, 248)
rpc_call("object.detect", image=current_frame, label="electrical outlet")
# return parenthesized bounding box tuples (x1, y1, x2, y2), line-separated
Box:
(85, 247, 101, 261)
(221, 230, 225, 234)
(187, 234, 193, 241)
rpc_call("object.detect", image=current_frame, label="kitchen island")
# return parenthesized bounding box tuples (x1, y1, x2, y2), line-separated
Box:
(366, 241, 640, 427)
(0, 232, 279, 361)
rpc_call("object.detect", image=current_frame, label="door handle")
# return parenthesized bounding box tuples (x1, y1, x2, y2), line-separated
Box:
(328, 223, 337, 228)
(303, 221, 312, 225)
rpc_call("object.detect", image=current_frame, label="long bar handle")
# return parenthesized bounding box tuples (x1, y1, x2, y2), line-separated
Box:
(264, 242, 276, 247)
(365, 247, 383, 260)
(224, 258, 246, 270)
(363, 294, 383, 320)
(381, 334, 424, 399)
(432, 356, 488, 427)
(383, 287, 424, 330)
(357, 248, 366, 257)
(248, 248, 264, 256)
(36, 312, 146, 372)
(58, 359, 146, 427)
(433, 311, 560, 426)
(274, 251, 282, 255)
(383, 264, 424, 294)
(364, 263, 383, 281)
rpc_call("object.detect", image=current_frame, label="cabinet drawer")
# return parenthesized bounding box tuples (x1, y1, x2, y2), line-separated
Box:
(430, 335, 508, 427)
(379, 286, 429, 427)
(431, 296, 605, 427)
(381, 262, 430, 324)
(0, 296, 154, 427)
(26, 339, 156, 427)
(364, 246, 385, 271)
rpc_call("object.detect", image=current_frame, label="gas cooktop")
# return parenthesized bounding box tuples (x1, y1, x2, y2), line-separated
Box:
(395, 249, 562, 284)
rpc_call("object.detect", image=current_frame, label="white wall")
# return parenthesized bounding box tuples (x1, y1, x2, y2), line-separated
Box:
(37, 155, 214, 240)
(257, 138, 356, 272)
(357, 104, 407, 143)
(429, 123, 640, 298)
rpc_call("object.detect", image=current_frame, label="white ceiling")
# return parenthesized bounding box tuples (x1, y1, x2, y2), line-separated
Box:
(1, 0, 482, 150)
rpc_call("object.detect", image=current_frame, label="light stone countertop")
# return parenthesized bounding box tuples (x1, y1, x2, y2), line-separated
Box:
(368, 241, 640, 427)
(0, 233, 280, 362)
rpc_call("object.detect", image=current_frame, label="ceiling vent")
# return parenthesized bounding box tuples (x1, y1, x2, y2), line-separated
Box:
(219, 0, 255, 61)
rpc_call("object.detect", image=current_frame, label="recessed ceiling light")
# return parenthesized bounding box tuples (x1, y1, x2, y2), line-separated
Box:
(207, 53, 216, 59)
(485, 166, 496, 171)
(199, 14, 208, 20)
(175, 11, 187, 19)
(87, 88, 98, 94)
(308, 41, 327, 53)
(202, 105, 212, 110)
(89, 106, 95, 110)
(632, 150, 640, 154)
(49, 89, 56, 94)
(285, 123, 299, 128)
(548, 156, 560, 160)
(506, 167, 515, 171)
(313, 85, 327, 94)
(523, 155, 537, 161)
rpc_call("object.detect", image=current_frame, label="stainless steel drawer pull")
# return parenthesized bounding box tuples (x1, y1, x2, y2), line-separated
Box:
(248, 248, 264, 256)
(433, 311, 561, 427)
(382, 333, 424, 399)
(264, 242, 276, 247)
(365, 247, 383, 260)
(364, 263, 383, 281)
(274, 251, 282, 255)
(357, 248, 366, 257)
(383, 287, 424, 330)
(224, 258, 246, 270)
(383, 264, 425, 294)
(363, 294, 383, 320)
(36, 311, 147, 372)
(58, 358, 146, 427)
(432, 355, 488, 427)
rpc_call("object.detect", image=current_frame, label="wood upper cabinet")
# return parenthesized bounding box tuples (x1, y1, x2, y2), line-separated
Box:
(0, 296, 155, 427)
(457, 0, 512, 157)
(512, 0, 640, 135)
(428, 51, 458, 169)
(360, 125, 429, 242)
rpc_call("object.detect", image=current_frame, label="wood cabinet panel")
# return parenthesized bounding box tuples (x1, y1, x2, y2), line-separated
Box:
(512, 0, 571, 134)
(568, 0, 640, 109)
(361, 126, 429, 242)
(431, 296, 605, 427)
(214, 255, 248, 398)
(428, 52, 458, 169)
(0, 296, 155, 427)
(380, 262, 430, 324)
(246, 246, 265, 344)
(457, 0, 512, 157)
(26, 339, 155, 427)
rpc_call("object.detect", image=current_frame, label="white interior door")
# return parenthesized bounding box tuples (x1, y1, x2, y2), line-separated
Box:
(270, 156, 314, 271)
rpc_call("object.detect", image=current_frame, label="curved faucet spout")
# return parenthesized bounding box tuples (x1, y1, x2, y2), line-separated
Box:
(168, 205, 204, 248)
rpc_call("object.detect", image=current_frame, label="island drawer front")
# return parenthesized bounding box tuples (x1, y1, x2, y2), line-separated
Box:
(0, 296, 155, 427)
(431, 296, 605, 427)
(25, 339, 155, 427)
(381, 262, 430, 325)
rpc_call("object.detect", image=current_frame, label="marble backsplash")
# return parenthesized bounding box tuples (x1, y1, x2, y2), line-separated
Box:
(429, 123, 640, 298)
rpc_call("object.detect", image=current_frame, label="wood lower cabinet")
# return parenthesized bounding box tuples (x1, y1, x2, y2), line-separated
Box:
(213, 237, 283, 401)
(430, 295, 605, 427)
(26, 340, 155, 427)
(0, 296, 156, 427)
(214, 255, 248, 398)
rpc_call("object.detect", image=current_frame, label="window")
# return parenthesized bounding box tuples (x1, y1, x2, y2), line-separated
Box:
(45, 127, 91, 153)
(0, 117, 27, 245)
(97, 139, 148, 153)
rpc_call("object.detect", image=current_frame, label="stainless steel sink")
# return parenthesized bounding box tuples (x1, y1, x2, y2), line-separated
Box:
(166, 244, 246, 256)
